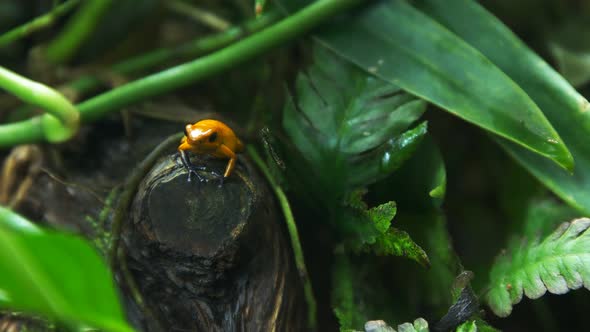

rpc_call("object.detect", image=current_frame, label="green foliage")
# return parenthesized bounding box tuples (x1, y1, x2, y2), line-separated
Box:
(332, 253, 363, 331)
(407, 213, 462, 314)
(486, 218, 590, 317)
(519, 199, 580, 240)
(454, 319, 501, 332)
(0, 206, 133, 332)
(282, 44, 429, 262)
(284, 0, 573, 171)
(332, 252, 430, 332)
(455, 319, 499, 332)
(396, 318, 429, 332)
(416, 0, 590, 215)
(454, 319, 500, 332)
(372, 136, 446, 212)
(355, 228, 430, 268)
(85, 187, 118, 256)
(341, 193, 428, 266)
(455, 320, 477, 332)
(283, 45, 427, 199)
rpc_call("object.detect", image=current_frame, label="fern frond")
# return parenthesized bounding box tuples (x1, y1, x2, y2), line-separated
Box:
(485, 218, 590, 317)
(364, 318, 429, 332)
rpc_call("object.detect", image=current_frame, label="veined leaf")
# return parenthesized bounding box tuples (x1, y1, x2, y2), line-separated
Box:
(486, 218, 590, 317)
(282, 45, 427, 194)
(0, 206, 133, 332)
(277, 0, 573, 171)
(414, 0, 590, 215)
(340, 196, 429, 267)
(354, 227, 430, 268)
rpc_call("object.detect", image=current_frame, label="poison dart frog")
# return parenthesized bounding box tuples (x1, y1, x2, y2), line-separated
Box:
(178, 119, 244, 184)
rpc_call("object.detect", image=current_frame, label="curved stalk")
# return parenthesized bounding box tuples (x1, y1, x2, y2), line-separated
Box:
(0, 67, 79, 144)
(0, 0, 364, 147)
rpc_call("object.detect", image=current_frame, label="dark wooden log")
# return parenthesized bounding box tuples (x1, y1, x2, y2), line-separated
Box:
(13, 119, 307, 331)
(122, 153, 306, 331)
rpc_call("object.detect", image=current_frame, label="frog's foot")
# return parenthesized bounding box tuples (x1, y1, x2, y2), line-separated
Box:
(207, 170, 225, 187)
(185, 165, 207, 183)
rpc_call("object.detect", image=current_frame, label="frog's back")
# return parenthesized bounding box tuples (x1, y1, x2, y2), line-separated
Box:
(194, 119, 243, 152)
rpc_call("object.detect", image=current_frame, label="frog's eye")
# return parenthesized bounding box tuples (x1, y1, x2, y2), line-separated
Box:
(184, 125, 191, 137)
(209, 132, 218, 142)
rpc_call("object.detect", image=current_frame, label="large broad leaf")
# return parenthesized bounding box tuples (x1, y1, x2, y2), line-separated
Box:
(486, 218, 590, 317)
(277, 0, 573, 171)
(414, 0, 590, 215)
(0, 206, 133, 332)
(282, 45, 427, 197)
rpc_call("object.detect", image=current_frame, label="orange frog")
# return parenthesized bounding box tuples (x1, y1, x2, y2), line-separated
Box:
(178, 119, 244, 184)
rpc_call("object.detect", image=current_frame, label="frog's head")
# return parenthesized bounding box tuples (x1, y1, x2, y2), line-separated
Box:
(184, 123, 220, 149)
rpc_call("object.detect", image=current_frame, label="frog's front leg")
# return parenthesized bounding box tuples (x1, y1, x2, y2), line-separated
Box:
(218, 144, 237, 179)
(179, 150, 206, 182)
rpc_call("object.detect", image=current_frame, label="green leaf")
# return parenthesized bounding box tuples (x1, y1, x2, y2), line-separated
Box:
(364, 320, 396, 332)
(372, 135, 446, 212)
(282, 45, 427, 196)
(332, 252, 428, 332)
(455, 319, 500, 332)
(278, 0, 573, 170)
(355, 228, 430, 268)
(455, 321, 477, 332)
(0, 206, 133, 332)
(549, 41, 590, 88)
(366, 201, 397, 234)
(519, 199, 580, 240)
(414, 0, 590, 215)
(332, 253, 364, 331)
(546, 15, 590, 87)
(394, 212, 463, 316)
(350, 121, 428, 189)
(396, 318, 429, 332)
(340, 197, 429, 267)
(486, 218, 590, 317)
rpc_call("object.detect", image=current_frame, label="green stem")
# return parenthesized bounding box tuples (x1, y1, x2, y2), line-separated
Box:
(247, 146, 317, 329)
(0, 67, 79, 144)
(0, 0, 364, 147)
(7, 11, 280, 123)
(0, 118, 44, 147)
(166, 0, 231, 31)
(45, 0, 113, 64)
(72, 10, 279, 98)
(0, 0, 80, 49)
(77, 0, 364, 122)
